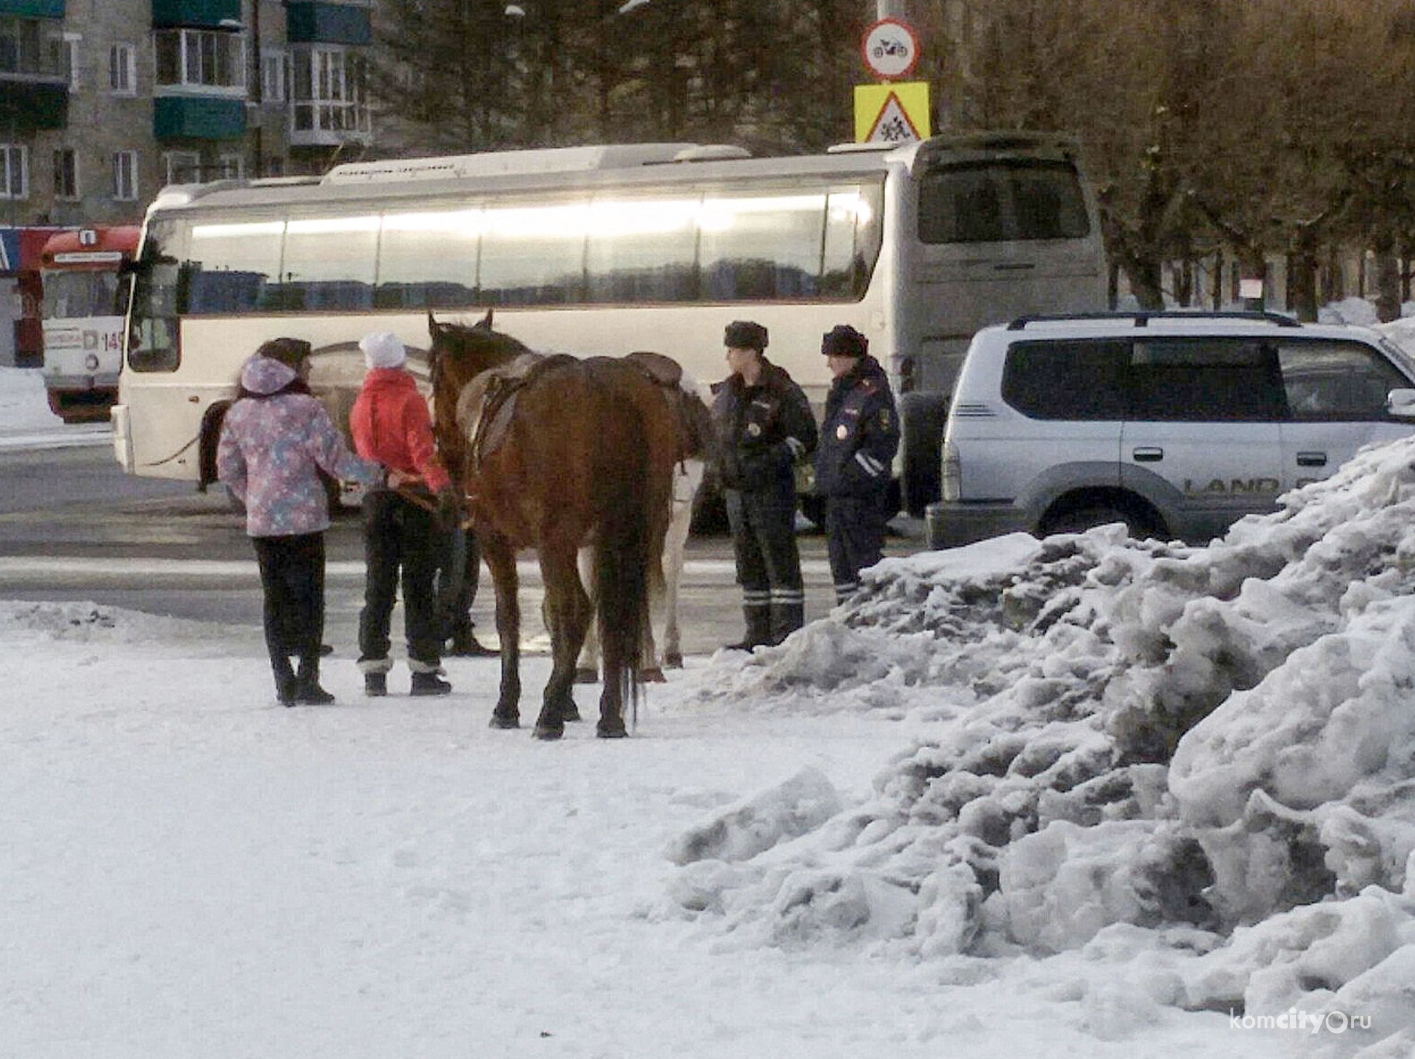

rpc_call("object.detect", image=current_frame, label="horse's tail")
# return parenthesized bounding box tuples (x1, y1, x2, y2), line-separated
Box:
(593, 398, 655, 720)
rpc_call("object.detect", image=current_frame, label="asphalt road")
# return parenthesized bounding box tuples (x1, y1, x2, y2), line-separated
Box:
(0, 440, 926, 662)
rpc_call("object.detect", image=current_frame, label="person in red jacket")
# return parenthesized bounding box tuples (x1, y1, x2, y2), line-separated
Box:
(349, 332, 454, 697)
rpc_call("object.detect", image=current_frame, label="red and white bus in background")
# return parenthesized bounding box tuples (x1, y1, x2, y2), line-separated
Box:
(40, 226, 141, 423)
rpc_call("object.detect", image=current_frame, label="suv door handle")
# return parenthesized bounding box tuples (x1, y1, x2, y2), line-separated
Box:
(1296, 451, 1328, 467)
(1131, 447, 1164, 462)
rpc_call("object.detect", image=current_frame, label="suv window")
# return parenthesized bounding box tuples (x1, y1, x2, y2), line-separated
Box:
(1001, 339, 1129, 419)
(1278, 340, 1409, 420)
(1128, 338, 1287, 421)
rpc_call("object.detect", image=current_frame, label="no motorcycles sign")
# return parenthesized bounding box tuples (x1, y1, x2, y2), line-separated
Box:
(861, 18, 920, 81)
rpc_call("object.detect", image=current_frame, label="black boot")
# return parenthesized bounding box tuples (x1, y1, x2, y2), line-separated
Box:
(447, 621, 497, 658)
(769, 602, 805, 646)
(295, 656, 335, 705)
(725, 606, 772, 651)
(272, 657, 297, 707)
(411, 671, 453, 696)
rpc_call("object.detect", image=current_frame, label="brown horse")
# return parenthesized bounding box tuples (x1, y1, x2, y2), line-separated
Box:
(428, 312, 679, 739)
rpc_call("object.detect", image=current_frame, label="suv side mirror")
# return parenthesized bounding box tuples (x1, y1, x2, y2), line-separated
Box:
(1387, 388, 1415, 418)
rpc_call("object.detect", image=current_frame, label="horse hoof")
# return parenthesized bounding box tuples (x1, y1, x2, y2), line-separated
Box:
(533, 723, 564, 741)
(639, 667, 667, 683)
(489, 712, 520, 730)
(596, 722, 628, 739)
(664, 653, 683, 669)
(573, 667, 598, 685)
(561, 703, 582, 722)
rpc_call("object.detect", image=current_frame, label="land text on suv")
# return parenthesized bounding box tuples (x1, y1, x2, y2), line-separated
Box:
(925, 311, 1415, 549)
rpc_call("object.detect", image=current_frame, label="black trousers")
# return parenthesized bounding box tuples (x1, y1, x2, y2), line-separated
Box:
(825, 494, 888, 604)
(358, 490, 444, 669)
(725, 487, 804, 642)
(251, 532, 326, 669)
(435, 524, 481, 638)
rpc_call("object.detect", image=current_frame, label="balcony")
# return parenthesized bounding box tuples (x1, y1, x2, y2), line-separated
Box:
(285, 2, 372, 46)
(150, 0, 240, 28)
(0, 76, 66, 129)
(154, 95, 245, 140)
(0, 2, 64, 17)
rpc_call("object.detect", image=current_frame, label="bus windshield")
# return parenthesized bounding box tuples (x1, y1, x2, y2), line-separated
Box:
(42, 269, 124, 319)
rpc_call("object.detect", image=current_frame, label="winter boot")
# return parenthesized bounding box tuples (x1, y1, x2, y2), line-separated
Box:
(410, 671, 453, 696)
(272, 656, 298, 707)
(448, 621, 497, 658)
(364, 672, 387, 697)
(294, 656, 335, 705)
(769, 602, 805, 646)
(724, 605, 772, 651)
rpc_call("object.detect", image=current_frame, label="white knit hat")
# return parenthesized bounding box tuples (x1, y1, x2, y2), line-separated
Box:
(360, 331, 406, 370)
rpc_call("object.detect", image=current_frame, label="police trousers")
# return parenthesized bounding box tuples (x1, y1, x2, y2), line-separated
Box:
(825, 493, 888, 604)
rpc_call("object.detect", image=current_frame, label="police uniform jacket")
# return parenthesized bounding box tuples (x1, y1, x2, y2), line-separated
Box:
(711, 359, 818, 495)
(815, 355, 900, 498)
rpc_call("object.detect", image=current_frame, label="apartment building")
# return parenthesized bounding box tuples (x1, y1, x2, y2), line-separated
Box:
(0, 0, 375, 363)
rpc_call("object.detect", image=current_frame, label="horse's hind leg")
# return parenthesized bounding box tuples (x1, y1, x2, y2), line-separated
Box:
(574, 544, 599, 684)
(660, 490, 694, 670)
(483, 533, 522, 729)
(534, 544, 591, 740)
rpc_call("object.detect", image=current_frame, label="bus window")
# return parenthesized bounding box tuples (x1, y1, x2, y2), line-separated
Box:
(700, 189, 827, 300)
(277, 213, 379, 311)
(186, 216, 284, 313)
(821, 183, 883, 299)
(918, 159, 1090, 244)
(127, 219, 188, 372)
(585, 194, 698, 303)
(479, 199, 588, 306)
(376, 206, 481, 309)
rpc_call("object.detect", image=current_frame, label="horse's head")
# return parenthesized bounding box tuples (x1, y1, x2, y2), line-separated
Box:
(676, 374, 718, 463)
(428, 310, 534, 462)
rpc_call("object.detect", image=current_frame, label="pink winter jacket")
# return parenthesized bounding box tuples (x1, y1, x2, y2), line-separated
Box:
(217, 355, 383, 537)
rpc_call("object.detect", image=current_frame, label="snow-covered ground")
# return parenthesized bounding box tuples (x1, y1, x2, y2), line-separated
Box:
(6, 315, 1415, 1059)
(0, 366, 107, 450)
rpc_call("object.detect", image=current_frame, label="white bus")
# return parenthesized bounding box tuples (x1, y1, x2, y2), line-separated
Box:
(40, 225, 140, 423)
(113, 132, 1106, 513)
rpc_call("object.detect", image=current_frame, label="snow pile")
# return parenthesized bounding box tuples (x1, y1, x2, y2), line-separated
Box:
(0, 365, 60, 431)
(0, 600, 231, 647)
(666, 435, 1415, 1055)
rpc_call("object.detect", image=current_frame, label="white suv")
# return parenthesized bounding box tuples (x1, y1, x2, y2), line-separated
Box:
(925, 311, 1415, 548)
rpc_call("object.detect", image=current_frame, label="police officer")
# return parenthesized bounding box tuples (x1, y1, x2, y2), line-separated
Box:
(815, 324, 900, 604)
(712, 320, 818, 650)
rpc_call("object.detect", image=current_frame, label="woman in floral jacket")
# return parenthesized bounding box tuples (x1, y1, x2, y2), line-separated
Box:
(218, 339, 386, 706)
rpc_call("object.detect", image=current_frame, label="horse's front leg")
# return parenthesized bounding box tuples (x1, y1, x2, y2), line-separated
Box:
(534, 543, 592, 740)
(660, 491, 694, 669)
(483, 533, 521, 729)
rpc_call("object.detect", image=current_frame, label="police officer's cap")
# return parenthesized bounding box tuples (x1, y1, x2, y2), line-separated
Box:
(822, 324, 868, 358)
(724, 320, 768, 352)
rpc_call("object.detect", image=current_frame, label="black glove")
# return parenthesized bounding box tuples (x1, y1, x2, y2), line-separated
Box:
(435, 485, 463, 532)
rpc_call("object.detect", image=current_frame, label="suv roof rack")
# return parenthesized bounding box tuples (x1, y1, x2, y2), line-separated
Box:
(1006, 310, 1301, 330)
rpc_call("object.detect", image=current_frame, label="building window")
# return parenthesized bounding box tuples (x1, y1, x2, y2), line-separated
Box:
(109, 43, 135, 95)
(216, 153, 243, 180)
(63, 33, 80, 90)
(291, 46, 370, 135)
(162, 150, 200, 185)
(261, 51, 287, 104)
(53, 148, 78, 199)
(0, 16, 65, 77)
(1, 145, 28, 199)
(154, 29, 244, 90)
(113, 150, 137, 201)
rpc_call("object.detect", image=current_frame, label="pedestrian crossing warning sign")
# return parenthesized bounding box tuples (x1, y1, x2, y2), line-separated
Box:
(853, 82, 930, 145)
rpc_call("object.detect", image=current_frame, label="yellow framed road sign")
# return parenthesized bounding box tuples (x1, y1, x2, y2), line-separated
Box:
(853, 82, 931, 144)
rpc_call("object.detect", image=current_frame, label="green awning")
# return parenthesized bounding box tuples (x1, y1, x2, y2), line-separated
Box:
(150, 0, 241, 29)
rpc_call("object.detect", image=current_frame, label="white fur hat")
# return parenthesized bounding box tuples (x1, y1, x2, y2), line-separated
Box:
(360, 331, 406, 370)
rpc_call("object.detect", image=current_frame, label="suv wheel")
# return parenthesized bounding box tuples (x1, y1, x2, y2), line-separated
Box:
(1040, 505, 1158, 541)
